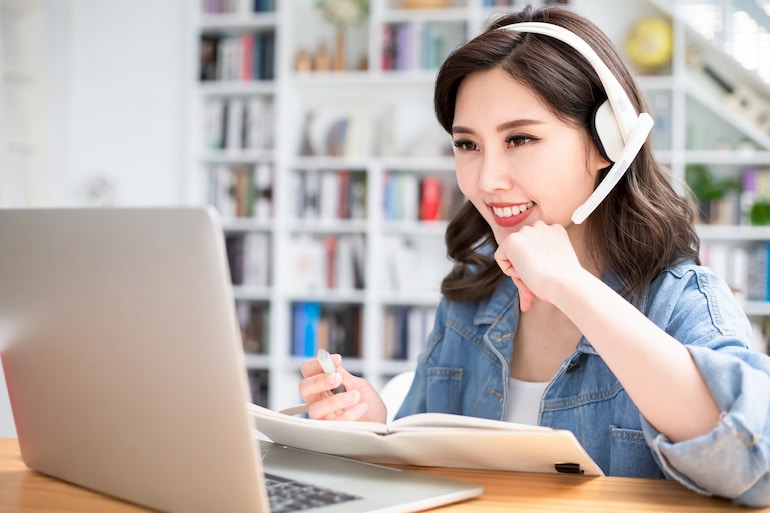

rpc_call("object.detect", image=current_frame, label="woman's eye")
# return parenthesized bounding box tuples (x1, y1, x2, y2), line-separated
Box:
(452, 139, 477, 151)
(506, 135, 533, 147)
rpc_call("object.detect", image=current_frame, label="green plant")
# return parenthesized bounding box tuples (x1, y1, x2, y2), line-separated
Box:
(685, 163, 739, 202)
(750, 199, 770, 225)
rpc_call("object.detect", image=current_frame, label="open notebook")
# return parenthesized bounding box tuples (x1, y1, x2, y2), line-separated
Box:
(0, 207, 482, 513)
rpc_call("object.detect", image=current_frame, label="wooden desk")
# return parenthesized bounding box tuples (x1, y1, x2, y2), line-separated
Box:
(0, 437, 764, 512)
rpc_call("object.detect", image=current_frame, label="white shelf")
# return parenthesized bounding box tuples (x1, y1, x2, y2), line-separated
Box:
(381, 7, 473, 23)
(683, 151, 770, 166)
(292, 70, 438, 85)
(697, 225, 770, 241)
(286, 219, 369, 234)
(286, 290, 368, 304)
(685, 77, 770, 151)
(199, 12, 279, 31)
(381, 220, 448, 236)
(198, 81, 277, 95)
(222, 218, 274, 231)
(741, 301, 770, 317)
(243, 353, 271, 369)
(381, 292, 443, 307)
(290, 156, 373, 169)
(233, 285, 272, 301)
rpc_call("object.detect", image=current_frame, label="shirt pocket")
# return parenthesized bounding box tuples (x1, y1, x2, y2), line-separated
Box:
(609, 426, 665, 478)
(425, 367, 463, 414)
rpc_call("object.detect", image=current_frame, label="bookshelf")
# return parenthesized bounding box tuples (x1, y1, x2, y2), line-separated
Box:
(192, 0, 770, 409)
(637, 0, 770, 353)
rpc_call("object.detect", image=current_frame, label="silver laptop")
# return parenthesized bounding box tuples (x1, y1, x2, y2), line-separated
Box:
(0, 207, 482, 513)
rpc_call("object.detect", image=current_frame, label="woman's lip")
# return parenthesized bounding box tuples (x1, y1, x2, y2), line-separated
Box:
(489, 202, 535, 227)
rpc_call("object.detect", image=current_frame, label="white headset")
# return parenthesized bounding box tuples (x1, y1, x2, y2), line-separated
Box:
(500, 22, 654, 224)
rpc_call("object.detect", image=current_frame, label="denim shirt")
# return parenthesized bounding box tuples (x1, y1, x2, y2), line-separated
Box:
(395, 260, 770, 507)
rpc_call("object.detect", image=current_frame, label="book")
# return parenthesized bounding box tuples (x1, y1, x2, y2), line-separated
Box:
(249, 404, 604, 476)
(420, 176, 443, 221)
(203, 98, 225, 149)
(242, 232, 270, 287)
(252, 162, 272, 219)
(225, 98, 245, 150)
(291, 301, 320, 357)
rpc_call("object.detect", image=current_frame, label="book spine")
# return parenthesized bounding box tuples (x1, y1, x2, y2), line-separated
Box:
(419, 176, 443, 221)
(241, 33, 254, 80)
(381, 25, 395, 71)
(253, 162, 272, 219)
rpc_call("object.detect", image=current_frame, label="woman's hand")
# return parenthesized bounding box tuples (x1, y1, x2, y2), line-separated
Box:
(494, 220, 583, 311)
(299, 353, 387, 423)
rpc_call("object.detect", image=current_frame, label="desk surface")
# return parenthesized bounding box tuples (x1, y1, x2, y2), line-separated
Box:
(0, 437, 765, 512)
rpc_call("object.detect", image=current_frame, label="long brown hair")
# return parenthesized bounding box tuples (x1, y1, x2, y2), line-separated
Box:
(436, 5, 699, 303)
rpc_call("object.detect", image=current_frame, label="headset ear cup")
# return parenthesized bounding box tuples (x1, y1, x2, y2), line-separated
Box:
(591, 100, 624, 163)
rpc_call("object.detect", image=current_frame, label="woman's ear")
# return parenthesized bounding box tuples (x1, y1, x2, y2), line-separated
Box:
(588, 143, 612, 179)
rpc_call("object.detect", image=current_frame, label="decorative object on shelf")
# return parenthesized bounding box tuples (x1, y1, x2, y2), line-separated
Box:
(625, 16, 672, 73)
(294, 48, 313, 71)
(316, 0, 369, 71)
(314, 40, 332, 71)
(84, 175, 119, 206)
(402, 0, 449, 8)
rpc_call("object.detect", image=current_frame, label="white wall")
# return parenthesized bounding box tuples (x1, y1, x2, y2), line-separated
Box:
(0, 0, 190, 438)
(54, 0, 190, 206)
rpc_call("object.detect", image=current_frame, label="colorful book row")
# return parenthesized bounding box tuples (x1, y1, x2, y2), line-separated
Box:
(204, 96, 274, 151)
(291, 303, 362, 358)
(288, 234, 366, 293)
(209, 163, 272, 219)
(201, 0, 275, 14)
(381, 22, 465, 71)
(382, 306, 436, 361)
(238, 301, 270, 354)
(383, 172, 463, 222)
(225, 232, 271, 288)
(200, 31, 275, 82)
(701, 241, 770, 301)
(291, 169, 367, 221)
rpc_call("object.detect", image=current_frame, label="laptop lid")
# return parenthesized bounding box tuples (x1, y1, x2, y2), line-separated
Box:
(0, 207, 482, 513)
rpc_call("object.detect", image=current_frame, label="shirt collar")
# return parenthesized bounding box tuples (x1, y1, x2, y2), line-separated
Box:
(472, 268, 628, 357)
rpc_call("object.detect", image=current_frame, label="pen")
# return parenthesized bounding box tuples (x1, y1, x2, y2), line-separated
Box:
(317, 349, 346, 394)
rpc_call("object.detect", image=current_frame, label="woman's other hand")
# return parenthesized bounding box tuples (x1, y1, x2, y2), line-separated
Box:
(299, 353, 387, 423)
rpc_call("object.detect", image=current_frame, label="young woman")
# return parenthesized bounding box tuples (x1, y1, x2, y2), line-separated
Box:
(298, 5, 770, 506)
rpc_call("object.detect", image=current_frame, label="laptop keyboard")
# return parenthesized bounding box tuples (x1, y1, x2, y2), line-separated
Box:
(265, 472, 362, 512)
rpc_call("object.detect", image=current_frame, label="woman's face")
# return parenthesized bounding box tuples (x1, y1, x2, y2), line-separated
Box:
(451, 67, 609, 245)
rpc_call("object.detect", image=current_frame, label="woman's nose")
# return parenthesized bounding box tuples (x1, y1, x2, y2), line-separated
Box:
(478, 152, 513, 192)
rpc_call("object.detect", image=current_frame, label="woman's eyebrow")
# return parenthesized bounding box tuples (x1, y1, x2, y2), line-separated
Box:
(496, 119, 544, 131)
(451, 125, 474, 135)
(452, 119, 545, 135)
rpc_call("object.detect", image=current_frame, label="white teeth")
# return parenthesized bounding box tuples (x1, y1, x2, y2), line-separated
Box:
(492, 202, 533, 218)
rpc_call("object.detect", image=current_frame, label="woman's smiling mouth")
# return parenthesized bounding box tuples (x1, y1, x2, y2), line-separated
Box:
(491, 201, 534, 218)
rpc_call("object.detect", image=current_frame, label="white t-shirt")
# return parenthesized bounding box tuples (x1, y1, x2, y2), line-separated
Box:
(504, 377, 549, 425)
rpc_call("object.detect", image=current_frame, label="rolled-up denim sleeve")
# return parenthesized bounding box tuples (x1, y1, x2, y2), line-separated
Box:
(641, 344, 770, 507)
